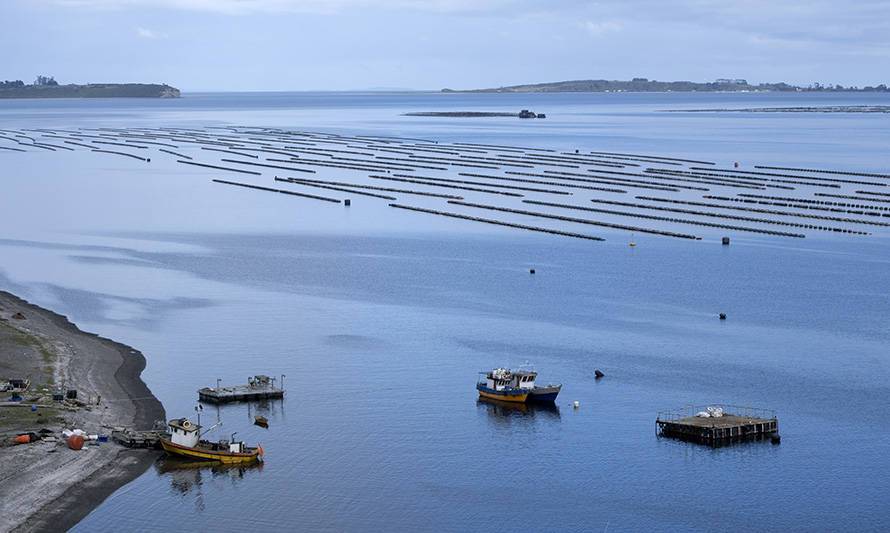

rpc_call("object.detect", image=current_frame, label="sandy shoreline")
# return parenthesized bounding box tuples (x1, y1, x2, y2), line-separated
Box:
(0, 290, 165, 532)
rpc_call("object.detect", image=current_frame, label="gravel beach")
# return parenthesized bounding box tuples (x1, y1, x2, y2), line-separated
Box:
(0, 291, 164, 532)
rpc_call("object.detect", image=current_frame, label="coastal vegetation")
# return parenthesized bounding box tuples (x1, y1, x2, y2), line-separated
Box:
(443, 78, 890, 93)
(0, 75, 180, 98)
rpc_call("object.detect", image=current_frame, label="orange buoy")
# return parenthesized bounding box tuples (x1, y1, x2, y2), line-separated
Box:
(257, 444, 264, 457)
(67, 435, 84, 450)
(14, 434, 31, 444)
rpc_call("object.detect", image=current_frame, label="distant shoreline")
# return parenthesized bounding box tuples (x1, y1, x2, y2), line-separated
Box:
(0, 83, 180, 99)
(443, 78, 890, 94)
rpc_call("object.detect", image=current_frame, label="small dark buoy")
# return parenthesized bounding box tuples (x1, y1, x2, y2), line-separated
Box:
(575, 149, 579, 154)
(734, 161, 740, 168)
(721, 237, 730, 245)
(594, 369, 605, 379)
(719, 313, 727, 320)
(771, 434, 781, 445)
(529, 268, 535, 274)
(344, 199, 351, 206)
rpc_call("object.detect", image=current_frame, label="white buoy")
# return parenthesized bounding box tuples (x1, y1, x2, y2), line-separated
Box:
(573, 400, 580, 409)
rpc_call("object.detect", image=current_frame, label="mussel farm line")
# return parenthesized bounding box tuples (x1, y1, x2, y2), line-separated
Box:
(447, 200, 701, 240)
(4, 124, 889, 243)
(212, 179, 341, 203)
(388, 203, 605, 241)
(273, 177, 397, 200)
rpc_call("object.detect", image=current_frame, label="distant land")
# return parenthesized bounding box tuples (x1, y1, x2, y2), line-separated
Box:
(0, 75, 180, 99)
(442, 78, 890, 93)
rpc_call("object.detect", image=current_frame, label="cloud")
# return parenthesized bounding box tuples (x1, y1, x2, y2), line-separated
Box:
(582, 20, 623, 36)
(50, 0, 530, 15)
(135, 27, 166, 39)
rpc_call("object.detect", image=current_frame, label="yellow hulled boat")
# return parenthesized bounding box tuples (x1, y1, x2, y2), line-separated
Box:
(476, 368, 530, 403)
(160, 418, 263, 464)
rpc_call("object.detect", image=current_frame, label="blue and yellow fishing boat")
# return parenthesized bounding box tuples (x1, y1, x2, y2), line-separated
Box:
(159, 418, 263, 464)
(476, 366, 562, 404)
(476, 368, 530, 403)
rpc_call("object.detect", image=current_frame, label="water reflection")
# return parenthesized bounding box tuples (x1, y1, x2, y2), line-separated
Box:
(154, 457, 265, 512)
(476, 397, 561, 420)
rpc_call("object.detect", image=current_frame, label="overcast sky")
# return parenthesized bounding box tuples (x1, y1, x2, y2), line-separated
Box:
(3, 0, 890, 91)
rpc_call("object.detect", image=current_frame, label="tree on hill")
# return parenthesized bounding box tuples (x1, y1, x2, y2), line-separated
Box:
(33, 75, 59, 86)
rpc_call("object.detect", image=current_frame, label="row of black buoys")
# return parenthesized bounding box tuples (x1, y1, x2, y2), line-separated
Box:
(737, 193, 890, 211)
(690, 166, 884, 187)
(523, 199, 806, 238)
(583, 169, 710, 192)
(719, 313, 727, 320)
(212, 178, 341, 203)
(636, 195, 890, 228)
(92, 149, 150, 162)
(376, 155, 498, 170)
(158, 148, 192, 160)
(704, 195, 885, 218)
(587, 150, 716, 166)
(459, 172, 627, 194)
(389, 173, 570, 195)
(578, 198, 858, 234)
(267, 156, 411, 173)
(816, 193, 890, 204)
(280, 176, 462, 199)
(218, 158, 316, 174)
(177, 159, 259, 174)
(369, 175, 524, 197)
(645, 167, 793, 189)
(389, 203, 604, 241)
(755, 165, 890, 180)
(448, 200, 700, 240)
(855, 190, 890, 198)
(507, 170, 681, 193)
(276, 177, 395, 200)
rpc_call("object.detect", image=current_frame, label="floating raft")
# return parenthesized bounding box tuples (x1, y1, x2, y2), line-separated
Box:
(656, 405, 778, 446)
(198, 375, 285, 404)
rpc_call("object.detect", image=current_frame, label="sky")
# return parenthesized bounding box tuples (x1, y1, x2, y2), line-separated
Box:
(3, 0, 890, 91)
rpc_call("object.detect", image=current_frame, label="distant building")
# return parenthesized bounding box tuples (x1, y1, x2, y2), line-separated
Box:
(716, 78, 748, 85)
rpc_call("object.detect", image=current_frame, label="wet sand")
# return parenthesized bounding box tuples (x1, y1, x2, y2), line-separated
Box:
(0, 291, 164, 532)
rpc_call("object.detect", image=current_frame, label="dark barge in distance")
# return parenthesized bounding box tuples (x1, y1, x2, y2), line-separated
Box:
(656, 405, 778, 446)
(198, 375, 285, 404)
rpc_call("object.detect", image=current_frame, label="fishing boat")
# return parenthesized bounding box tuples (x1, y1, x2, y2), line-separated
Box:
(477, 366, 562, 404)
(476, 368, 530, 403)
(159, 418, 263, 464)
(254, 415, 269, 428)
(514, 365, 562, 403)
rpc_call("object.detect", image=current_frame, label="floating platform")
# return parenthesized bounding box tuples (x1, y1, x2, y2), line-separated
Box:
(656, 405, 778, 446)
(198, 375, 285, 404)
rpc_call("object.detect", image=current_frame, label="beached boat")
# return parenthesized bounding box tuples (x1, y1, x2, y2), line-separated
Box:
(159, 418, 263, 464)
(477, 366, 562, 404)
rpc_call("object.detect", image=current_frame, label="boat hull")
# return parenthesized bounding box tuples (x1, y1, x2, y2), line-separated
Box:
(160, 439, 260, 464)
(528, 384, 562, 403)
(476, 384, 529, 403)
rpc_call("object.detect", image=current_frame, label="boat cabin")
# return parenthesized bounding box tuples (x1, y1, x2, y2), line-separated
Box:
(512, 370, 538, 390)
(168, 418, 200, 448)
(480, 368, 538, 391)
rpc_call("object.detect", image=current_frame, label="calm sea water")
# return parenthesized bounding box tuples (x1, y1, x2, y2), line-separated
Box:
(1, 92, 889, 532)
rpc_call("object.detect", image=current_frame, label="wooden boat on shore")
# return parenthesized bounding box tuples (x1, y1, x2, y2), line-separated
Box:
(476, 366, 562, 404)
(159, 418, 263, 464)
